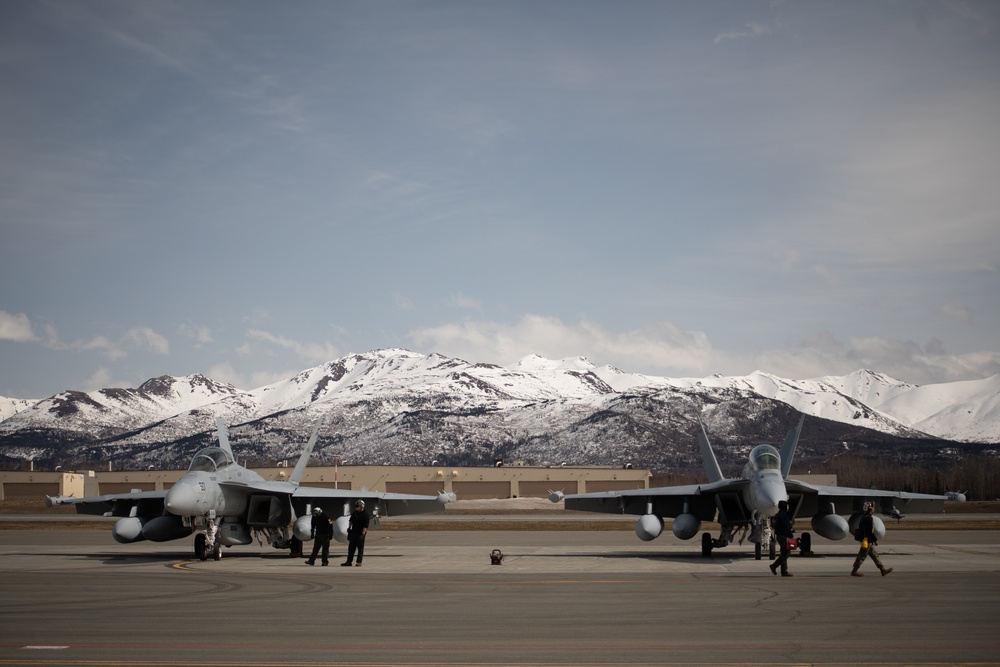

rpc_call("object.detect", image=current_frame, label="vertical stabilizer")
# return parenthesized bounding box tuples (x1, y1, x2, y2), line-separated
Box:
(215, 418, 235, 458)
(779, 415, 805, 479)
(697, 420, 725, 483)
(288, 421, 323, 486)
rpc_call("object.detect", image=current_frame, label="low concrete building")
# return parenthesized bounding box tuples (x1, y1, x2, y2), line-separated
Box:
(1, 465, 652, 502)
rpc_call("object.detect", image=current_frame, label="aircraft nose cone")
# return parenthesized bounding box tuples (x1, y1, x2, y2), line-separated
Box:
(759, 478, 787, 515)
(165, 482, 199, 515)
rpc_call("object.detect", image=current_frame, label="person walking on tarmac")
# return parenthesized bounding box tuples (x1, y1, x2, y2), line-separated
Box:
(306, 507, 334, 566)
(342, 499, 370, 567)
(769, 500, 795, 577)
(852, 501, 893, 577)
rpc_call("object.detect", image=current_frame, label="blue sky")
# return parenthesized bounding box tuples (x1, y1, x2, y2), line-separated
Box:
(2, 0, 999, 398)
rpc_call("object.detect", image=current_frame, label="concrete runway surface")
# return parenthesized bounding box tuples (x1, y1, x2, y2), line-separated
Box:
(0, 528, 998, 667)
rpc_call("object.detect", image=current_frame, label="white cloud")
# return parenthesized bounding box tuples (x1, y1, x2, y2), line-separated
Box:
(243, 307, 272, 325)
(245, 329, 339, 364)
(451, 293, 482, 311)
(179, 322, 214, 344)
(714, 21, 775, 44)
(5, 318, 170, 360)
(410, 316, 1000, 385)
(752, 334, 1000, 385)
(409, 315, 721, 374)
(207, 361, 298, 390)
(393, 292, 414, 311)
(937, 303, 972, 323)
(124, 327, 169, 355)
(81, 367, 115, 391)
(74, 335, 127, 360)
(207, 362, 242, 387)
(0, 310, 35, 342)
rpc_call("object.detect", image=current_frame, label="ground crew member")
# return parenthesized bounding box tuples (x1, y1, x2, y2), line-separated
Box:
(852, 501, 893, 577)
(770, 499, 795, 577)
(343, 499, 369, 566)
(306, 507, 333, 566)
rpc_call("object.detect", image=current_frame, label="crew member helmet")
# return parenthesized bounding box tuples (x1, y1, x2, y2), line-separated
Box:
(355, 499, 365, 509)
(863, 501, 874, 513)
(312, 507, 323, 515)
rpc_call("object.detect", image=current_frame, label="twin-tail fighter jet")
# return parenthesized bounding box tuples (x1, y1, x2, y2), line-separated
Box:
(46, 418, 456, 560)
(550, 415, 964, 559)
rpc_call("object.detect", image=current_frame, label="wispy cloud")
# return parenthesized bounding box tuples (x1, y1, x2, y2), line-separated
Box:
(179, 323, 214, 345)
(393, 293, 415, 311)
(245, 329, 339, 364)
(451, 293, 482, 311)
(410, 316, 1000, 385)
(0, 312, 168, 359)
(0, 310, 35, 342)
(124, 327, 169, 355)
(410, 315, 719, 375)
(936, 302, 972, 323)
(714, 21, 775, 44)
(207, 361, 293, 390)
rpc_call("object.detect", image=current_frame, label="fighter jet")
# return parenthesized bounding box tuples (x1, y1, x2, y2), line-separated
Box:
(46, 418, 456, 560)
(550, 415, 963, 559)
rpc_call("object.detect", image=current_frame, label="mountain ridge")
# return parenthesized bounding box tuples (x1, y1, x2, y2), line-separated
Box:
(1, 349, 996, 471)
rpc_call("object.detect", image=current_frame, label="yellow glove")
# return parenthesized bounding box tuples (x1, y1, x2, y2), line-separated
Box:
(861, 537, 869, 550)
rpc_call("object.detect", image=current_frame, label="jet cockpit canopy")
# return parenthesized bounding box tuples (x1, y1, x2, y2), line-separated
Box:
(749, 444, 780, 471)
(188, 446, 235, 473)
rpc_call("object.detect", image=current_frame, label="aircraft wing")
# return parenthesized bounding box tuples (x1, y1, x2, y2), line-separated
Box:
(563, 479, 748, 521)
(211, 479, 454, 517)
(785, 479, 951, 517)
(46, 490, 167, 517)
(291, 486, 453, 517)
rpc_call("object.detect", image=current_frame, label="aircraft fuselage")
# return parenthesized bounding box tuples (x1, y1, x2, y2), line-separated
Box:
(741, 444, 788, 519)
(164, 446, 265, 519)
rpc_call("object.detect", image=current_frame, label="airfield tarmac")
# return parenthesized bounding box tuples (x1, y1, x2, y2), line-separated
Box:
(0, 523, 998, 667)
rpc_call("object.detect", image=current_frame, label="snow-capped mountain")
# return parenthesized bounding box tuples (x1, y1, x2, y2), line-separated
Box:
(0, 349, 996, 471)
(0, 396, 36, 422)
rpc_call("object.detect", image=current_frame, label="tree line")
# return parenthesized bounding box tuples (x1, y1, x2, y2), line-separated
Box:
(821, 452, 1000, 501)
(650, 453, 1000, 501)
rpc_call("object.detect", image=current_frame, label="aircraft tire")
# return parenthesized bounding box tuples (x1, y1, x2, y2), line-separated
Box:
(212, 542, 222, 560)
(800, 532, 811, 553)
(195, 533, 208, 561)
(769, 540, 776, 560)
(701, 532, 712, 557)
(754, 541, 762, 560)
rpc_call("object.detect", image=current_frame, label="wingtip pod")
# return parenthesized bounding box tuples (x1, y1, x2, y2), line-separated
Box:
(548, 490, 565, 503)
(437, 491, 457, 504)
(45, 494, 78, 507)
(945, 491, 967, 503)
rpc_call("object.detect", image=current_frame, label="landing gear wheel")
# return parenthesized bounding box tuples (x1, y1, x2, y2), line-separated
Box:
(754, 541, 762, 560)
(195, 533, 208, 561)
(800, 532, 812, 554)
(212, 542, 222, 561)
(701, 532, 713, 557)
(769, 539, 776, 560)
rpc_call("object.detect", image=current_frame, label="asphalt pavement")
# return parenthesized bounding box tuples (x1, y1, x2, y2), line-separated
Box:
(0, 526, 998, 666)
